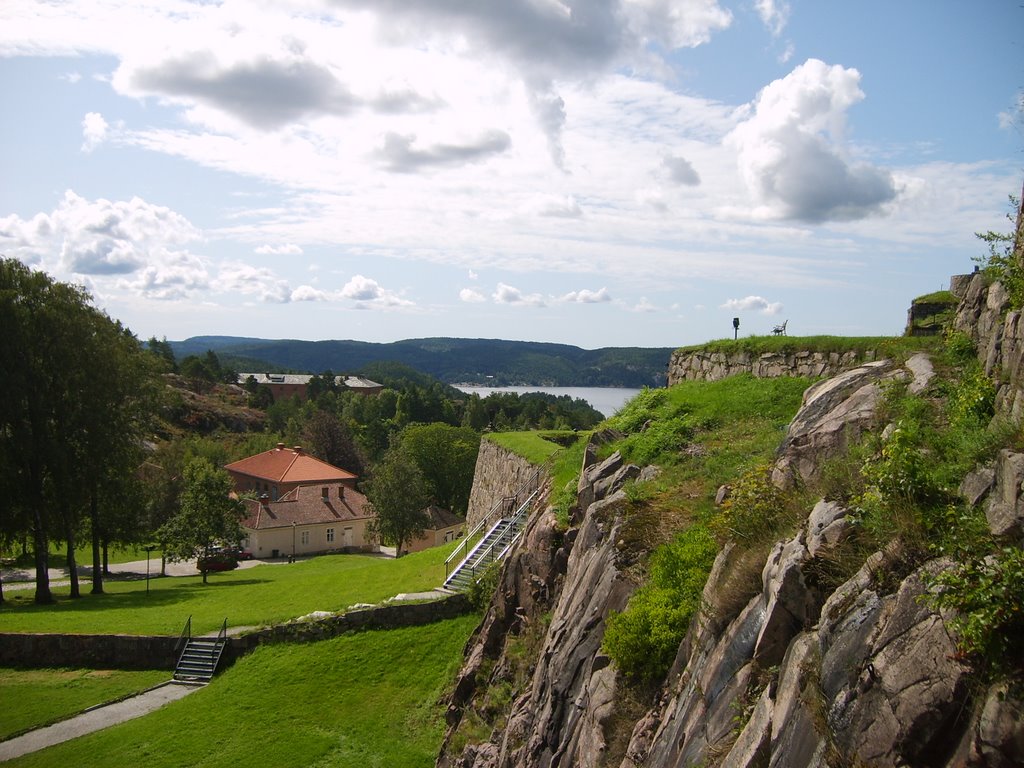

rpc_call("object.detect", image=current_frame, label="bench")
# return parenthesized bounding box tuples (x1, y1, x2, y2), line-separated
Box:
(772, 320, 788, 336)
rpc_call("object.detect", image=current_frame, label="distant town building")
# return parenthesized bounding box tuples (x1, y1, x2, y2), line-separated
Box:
(238, 372, 384, 401)
(402, 505, 465, 556)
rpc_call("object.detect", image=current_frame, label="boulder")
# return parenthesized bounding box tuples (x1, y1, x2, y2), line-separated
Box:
(986, 449, 1024, 537)
(805, 499, 850, 557)
(960, 466, 996, 508)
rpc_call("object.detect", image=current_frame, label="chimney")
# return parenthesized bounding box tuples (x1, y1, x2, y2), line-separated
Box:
(293, 445, 303, 453)
(259, 493, 270, 507)
(276, 442, 285, 450)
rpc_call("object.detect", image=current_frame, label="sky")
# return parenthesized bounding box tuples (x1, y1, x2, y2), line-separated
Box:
(1, 1, 1022, 350)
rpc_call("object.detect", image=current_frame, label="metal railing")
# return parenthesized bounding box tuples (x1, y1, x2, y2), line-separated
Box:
(445, 467, 542, 580)
(174, 615, 192, 655)
(444, 486, 540, 588)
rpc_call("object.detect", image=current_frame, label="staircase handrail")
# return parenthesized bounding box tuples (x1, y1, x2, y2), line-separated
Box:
(174, 615, 192, 655)
(211, 618, 229, 678)
(445, 466, 543, 579)
(445, 487, 541, 587)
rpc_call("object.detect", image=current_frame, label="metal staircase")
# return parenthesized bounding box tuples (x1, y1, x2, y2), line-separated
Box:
(443, 473, 541, 592)
(173, 616, 228, 684)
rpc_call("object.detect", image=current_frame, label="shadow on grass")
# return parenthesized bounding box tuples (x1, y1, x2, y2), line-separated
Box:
(0, 577, 272, 617)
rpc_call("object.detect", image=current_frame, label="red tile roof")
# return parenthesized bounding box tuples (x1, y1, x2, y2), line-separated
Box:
(426, 505, 464, 531)
(242, 483, 374, 530)
(225, 444, 357, 484)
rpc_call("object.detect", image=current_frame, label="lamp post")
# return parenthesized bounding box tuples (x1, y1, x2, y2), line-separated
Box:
(732, 317, 740, 340)
(144, 544, 157, 596)
(291, 522, 296, 563)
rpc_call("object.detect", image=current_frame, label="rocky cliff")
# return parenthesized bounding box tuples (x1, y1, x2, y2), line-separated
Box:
(666, 348, 871, 385)
(439, 281, 1024, 767)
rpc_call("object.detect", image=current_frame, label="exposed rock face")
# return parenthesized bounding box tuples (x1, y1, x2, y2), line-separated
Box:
(440, 262, 1024, 767)
(438, 450, 644, 768)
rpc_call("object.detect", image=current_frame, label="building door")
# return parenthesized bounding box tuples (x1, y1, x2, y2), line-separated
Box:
(343, 527, 353, 547)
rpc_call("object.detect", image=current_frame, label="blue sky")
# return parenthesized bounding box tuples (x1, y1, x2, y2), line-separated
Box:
(1, 0, 1021, 350)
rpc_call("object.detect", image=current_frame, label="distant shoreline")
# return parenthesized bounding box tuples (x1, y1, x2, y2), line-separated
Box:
(454, 385, 644, 418)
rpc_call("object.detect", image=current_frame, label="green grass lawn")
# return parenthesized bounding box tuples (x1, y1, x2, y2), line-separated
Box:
(4, 615, 478, 768)
(0, 668, 168, 741)
(676, 334, 938, 359)
(484, 430, 578, 464)
(0, 544, 458, 636)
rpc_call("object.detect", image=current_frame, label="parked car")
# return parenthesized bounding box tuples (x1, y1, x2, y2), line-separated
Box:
(224, 546, 253, 560)
(197, 552, 239, 572)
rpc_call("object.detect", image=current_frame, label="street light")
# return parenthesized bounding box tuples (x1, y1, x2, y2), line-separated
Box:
(291, 522, 296, 563)
(732, 317, 740, 341)
(144, 544, 157, 596)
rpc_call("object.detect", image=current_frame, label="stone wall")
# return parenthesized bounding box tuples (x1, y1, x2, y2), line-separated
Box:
(0, 594, 469, 670)
(666, 348, 870, 384)
(464, 438, 541, 531)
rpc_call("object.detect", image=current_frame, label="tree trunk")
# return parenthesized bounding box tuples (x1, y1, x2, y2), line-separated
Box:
(32, 512, 51, 605)
(66, 527, 80, 599)
(90, 487, 103, 595)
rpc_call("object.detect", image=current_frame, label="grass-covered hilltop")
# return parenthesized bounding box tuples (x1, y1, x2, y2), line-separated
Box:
(2, 193, 1024, 766)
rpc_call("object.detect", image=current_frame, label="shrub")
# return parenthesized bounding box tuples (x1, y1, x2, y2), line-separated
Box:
(927, 547, 1024, 676)
(603, 525, 717, 681)
(711, 464, 792, 544)
(466, 561, 501, 612)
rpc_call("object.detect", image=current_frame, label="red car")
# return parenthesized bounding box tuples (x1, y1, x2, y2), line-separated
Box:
(197, 552, 239, 572)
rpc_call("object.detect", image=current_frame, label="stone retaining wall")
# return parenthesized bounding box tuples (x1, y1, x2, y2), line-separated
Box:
(464, 439, 540, 531)
(666, 348, 870, 384)
(0, 594, 471, 670)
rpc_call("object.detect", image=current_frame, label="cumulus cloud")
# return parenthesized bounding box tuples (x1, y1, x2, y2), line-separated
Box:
(754, 0, 790, 36)
(291, 284, 329, 301)
(218, 262, 293, 303)
(0, 191, 205, 287)
(727, 59, 897, 223)
(459, 287, 486, 303)
(255, 243, 303, 255)
(493, 282, 546, 307)
(560, 287, 611, 303)
(720, 295, 783, 315)
(127, 52, 356, 131)
(531, 195, 583, 218)
(81, 112, 108, 152)
(341, 274, 414, 308)
(662, 154, 700, 186)
(377, 130, 511, 172)
(117, 250, 211, 300)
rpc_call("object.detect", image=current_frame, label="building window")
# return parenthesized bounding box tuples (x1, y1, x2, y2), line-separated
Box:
(300, 530, 310, 546)
(326, 528, 335, 543)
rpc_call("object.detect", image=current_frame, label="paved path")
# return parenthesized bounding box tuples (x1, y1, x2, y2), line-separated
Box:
(0, 681, 200, 762)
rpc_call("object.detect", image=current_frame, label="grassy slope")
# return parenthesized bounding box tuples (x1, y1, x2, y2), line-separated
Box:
(676, 334, 937, 358)
(0, 669, 169, 741)
(0, 544, 457, 635)
(5, 615, 479, 768)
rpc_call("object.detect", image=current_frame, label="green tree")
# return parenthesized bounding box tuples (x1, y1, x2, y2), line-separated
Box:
(157, 458, 244, 584)
(303, 410, 365, 477)
(398, 423, 480, 515)
(365, 449, 432, 556)
(0, 258, 157, 603)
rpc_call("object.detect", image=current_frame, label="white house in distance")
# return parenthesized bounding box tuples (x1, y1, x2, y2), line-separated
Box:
(404, 505, 465, 555)
(240, 482, 378, 559)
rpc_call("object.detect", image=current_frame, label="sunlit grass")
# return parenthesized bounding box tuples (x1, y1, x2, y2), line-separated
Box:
(0, 544, 458, 636)
(0, 668, 168, 741)
(5, 616, 479, 768)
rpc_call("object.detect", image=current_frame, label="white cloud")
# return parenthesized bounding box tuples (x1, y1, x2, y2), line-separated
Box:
(528, 194, 584, 218)
(291, 285, 329, 302)
(255, 243, 303, 255)
(727, 59, 897, 222)
(754, 0, 790, 37)
(341, 274, 414, 308)
(81, 112, 109, 152)
(662, 154, 700, 186)
(560, 287, 611, 303)
(459, 287, 486, 303)
(377, 131, 512, 173)
(720, 295, 783, 315)
(630, 297, 657, 312)
(493, 282, 546, 307)
(468, 270, 479, 281)
(218, 261, 292, 303)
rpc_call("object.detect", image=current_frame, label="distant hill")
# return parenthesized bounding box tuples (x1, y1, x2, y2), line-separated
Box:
(169, 336, 672, 388)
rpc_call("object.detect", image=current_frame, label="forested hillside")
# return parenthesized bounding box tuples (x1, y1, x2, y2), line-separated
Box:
(168, 336, 671, 387)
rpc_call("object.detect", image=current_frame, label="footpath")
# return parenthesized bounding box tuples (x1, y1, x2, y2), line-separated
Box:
(0, 681, 200, 762)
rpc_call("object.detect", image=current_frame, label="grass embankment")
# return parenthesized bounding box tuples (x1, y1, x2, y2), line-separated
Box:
(596, 375, 813, 681)
(4, 615, 478, 768)
(484, 430, 579, 464)
(676, 334, 938, 358)
(0, 544, 457, 636)
(0, 668, 168, 741)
